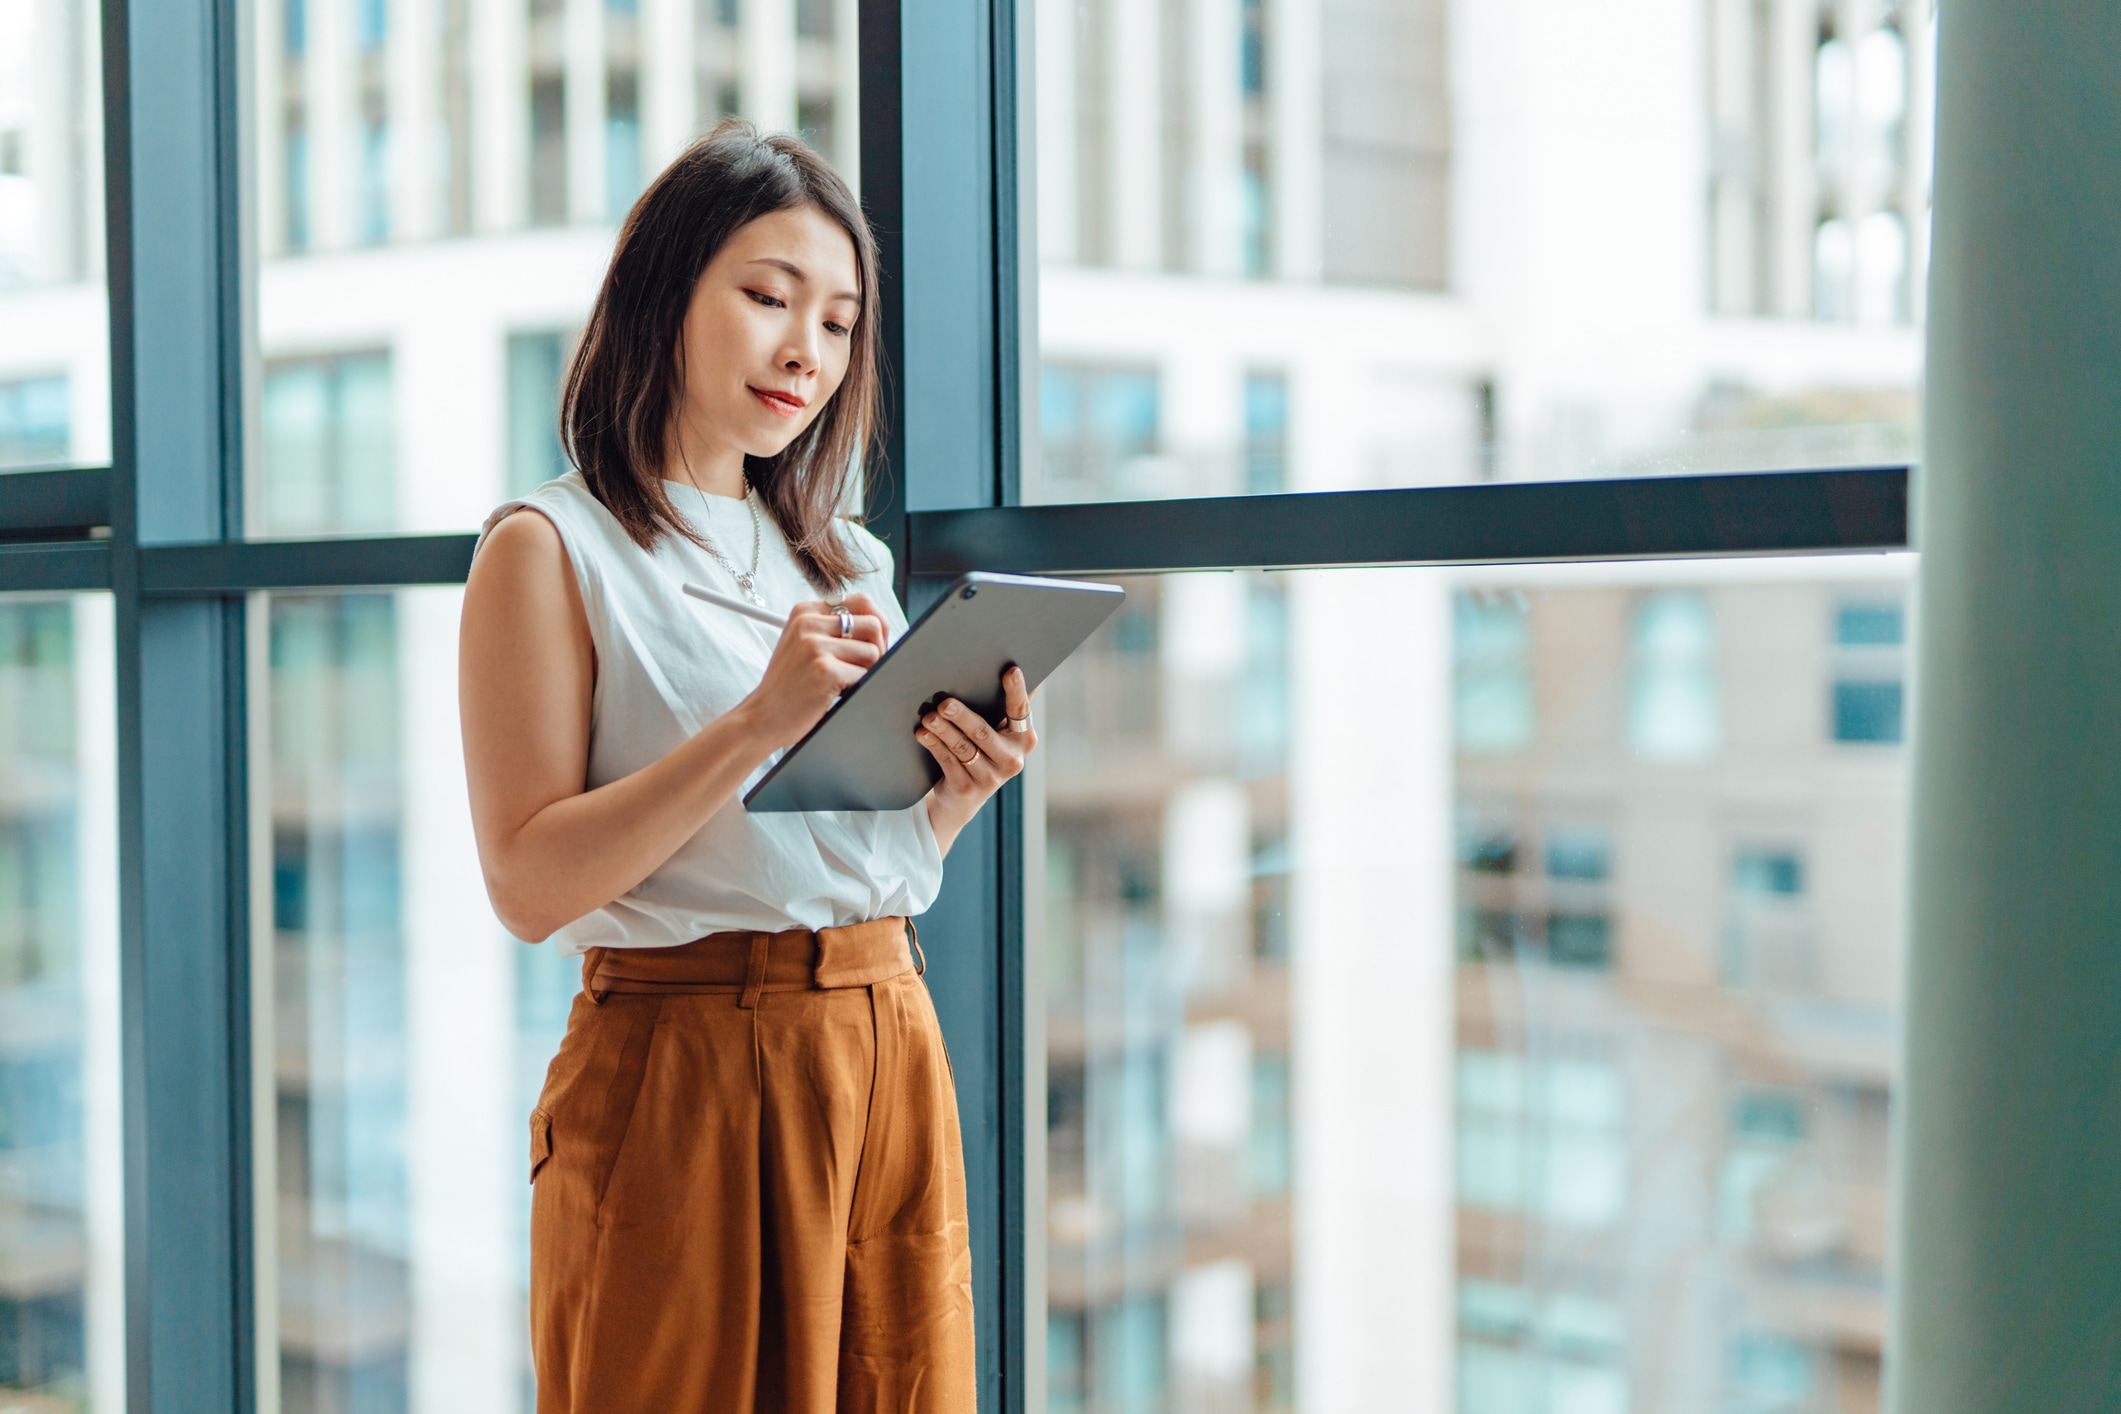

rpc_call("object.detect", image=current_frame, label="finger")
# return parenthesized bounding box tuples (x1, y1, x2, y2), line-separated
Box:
(817, 637, 883, 668)
(1001, 667, 1031, 719)
(940, 697, 1006, 751)
(915, 726, 974, 787)
(839, 593, 892, 648)
(921, 711, 983, 766)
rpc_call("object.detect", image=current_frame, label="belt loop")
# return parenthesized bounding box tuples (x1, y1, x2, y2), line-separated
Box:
(582, 949, 608, 1005)
(907, 920, 926, 977)
(739, 932, 771, 1009)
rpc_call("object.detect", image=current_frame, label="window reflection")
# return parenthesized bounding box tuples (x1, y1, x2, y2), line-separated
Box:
(260, 590, 573, 1414)
(0, 0, 109, 471)
(1038, 0, 1935, 504)
(0, 595, 120, 1412)
(1043, 561, 1909, 1413)
(247, 0, 861, 534)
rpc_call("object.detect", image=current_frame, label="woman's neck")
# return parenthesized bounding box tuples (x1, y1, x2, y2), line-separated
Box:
(666, 413, 749, 500)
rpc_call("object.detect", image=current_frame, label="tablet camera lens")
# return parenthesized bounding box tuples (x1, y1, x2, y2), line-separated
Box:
(961, 586, 978, 599)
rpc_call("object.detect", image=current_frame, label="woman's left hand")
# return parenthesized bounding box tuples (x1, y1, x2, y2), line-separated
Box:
(917, 666, 1037, 856)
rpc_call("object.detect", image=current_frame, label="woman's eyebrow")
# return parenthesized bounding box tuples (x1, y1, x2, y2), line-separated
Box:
(745, 257, 859, 304)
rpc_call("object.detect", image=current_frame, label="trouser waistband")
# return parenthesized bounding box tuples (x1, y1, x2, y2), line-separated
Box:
(581, 917, 922, 1009)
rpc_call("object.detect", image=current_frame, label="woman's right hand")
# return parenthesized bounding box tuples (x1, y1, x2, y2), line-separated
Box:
(739, 592, 889, 747)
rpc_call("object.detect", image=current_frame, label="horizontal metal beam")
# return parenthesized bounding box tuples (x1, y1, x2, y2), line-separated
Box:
(0, 540, 113, 591)
(907, 466, 1912, 576)
(0, 469, 1915, 596)
(0, 466, 113, 538)
(139, 534, 479, 594)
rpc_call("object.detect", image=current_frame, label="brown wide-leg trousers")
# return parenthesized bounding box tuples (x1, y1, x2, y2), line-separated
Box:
(528, 917, 975, 1413)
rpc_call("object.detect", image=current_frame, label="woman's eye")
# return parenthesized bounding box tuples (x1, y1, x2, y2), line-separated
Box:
(824, 321, 849, 337)
(747, 289, 786, 309)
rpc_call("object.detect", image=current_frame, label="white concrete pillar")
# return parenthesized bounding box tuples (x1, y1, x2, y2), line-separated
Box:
(255, 0, 288, 258)
(307, 0, 356, 248)
(1104, 0, 1161, 270)
(1900, 0, 1935, 326)
(564, 0, 606, 221)
(1033, 0, 1077, 264)
(641, 0, 697, 171)
(1288, 566, 1453, 1414)
(1267, 0, 1320, 281)
(391, 0, 440, 240)
(1892, 2, 2121, 1406)
(401, 586, 520, 1414)
(26, 0, 77, 279)
(740, 0, 797, 134)
(77, 0, 102, 278)
(1185, 0, 1243, 277)
(472, 0, 527, 230)
(1770, 0, 1817, 318)
(831, 0, 861, 182)
(73, 593, 125, 1414)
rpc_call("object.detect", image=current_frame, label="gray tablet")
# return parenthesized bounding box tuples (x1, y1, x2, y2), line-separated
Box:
(744, 572, 1126, 813)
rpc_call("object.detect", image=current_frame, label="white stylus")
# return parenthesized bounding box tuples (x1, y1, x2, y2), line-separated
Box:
(681, 581, 788, 629)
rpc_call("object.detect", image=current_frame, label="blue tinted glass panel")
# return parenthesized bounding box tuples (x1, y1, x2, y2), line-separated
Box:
(1835, 680, 1904, 742)
(1837, 603, 1905, 645)
(0, 377, 70, 469)
(1733, 848, 1804, 895)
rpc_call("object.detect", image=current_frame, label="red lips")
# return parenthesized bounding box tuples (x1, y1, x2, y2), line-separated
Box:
(750, 386, 807, 415)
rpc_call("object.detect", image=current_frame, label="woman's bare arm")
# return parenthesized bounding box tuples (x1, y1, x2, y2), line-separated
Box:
(459, 510, 886, 940)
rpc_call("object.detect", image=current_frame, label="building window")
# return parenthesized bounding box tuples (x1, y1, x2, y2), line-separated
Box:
(1455, 592, 1533, 756)
(1833, 598, 1906, 743)
(797, 96, 835, 162)
(1242, 372, 1287, 494)
(356, 0, 387, 50)
(1248, 1050, 1291, 1196)
(266, 592, 409, 1412)
(1318, 0, 1449, 288)
(1626, 591, 1720, 762)
(358, 119, 390, 244)
(507, 331, 570, 497)
(1455, 1051, 1628, 1227)
(261, 352, 396, 534)
(529, 75, 567, 224)
(0, 375, 70, 468)
(606, 70, 642, 217)
(284, 118, 310, 251)
(1725, 845, 1813, 991)
(1040, 364, 1161, 499)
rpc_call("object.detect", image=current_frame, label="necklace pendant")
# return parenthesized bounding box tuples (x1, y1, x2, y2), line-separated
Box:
(734, 574, 763, 606)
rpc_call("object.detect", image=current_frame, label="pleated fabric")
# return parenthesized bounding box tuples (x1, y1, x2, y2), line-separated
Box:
(528, 918, 975, 1413)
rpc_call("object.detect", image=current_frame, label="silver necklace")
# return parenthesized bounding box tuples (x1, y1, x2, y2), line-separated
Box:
(686, 477, 765, 605)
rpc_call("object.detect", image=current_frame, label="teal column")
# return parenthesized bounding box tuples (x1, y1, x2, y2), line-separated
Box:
(1894, 3, 2121, 1411)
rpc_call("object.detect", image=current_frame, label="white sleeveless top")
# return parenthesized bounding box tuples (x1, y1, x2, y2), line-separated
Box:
(477, 472, 943, 956)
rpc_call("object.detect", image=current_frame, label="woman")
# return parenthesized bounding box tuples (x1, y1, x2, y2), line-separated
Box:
(459, 121, 1026, 1413)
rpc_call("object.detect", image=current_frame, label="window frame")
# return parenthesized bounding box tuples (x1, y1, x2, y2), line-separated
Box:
(0, 0, 1912, 1408)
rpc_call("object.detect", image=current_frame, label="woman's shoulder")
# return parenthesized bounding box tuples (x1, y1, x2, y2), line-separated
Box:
(477, 472, 627, 560)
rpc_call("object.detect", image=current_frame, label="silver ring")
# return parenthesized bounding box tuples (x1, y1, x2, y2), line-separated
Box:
(1007, 713, 1032, 734)
(835, 606, 853, 638)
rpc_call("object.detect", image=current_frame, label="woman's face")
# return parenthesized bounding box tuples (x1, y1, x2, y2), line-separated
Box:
(677, 204, 862, 466)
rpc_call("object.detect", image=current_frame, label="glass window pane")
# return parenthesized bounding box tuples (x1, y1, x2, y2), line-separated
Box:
(0, 593, 122, 1410)
(1039, 557, 1911, 1412)
(246, 0, 863, 535)
(1028, 0, 1935, 503)
(257, 588, 574, 1412)
(0, 0, 111, 472)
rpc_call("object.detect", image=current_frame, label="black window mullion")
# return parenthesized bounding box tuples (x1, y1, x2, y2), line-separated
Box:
(865, 0, 1027, 1407)
(105, 0, 255, 1397)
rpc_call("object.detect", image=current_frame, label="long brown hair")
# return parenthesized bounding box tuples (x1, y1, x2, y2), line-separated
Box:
(560, 119, 881, 591)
